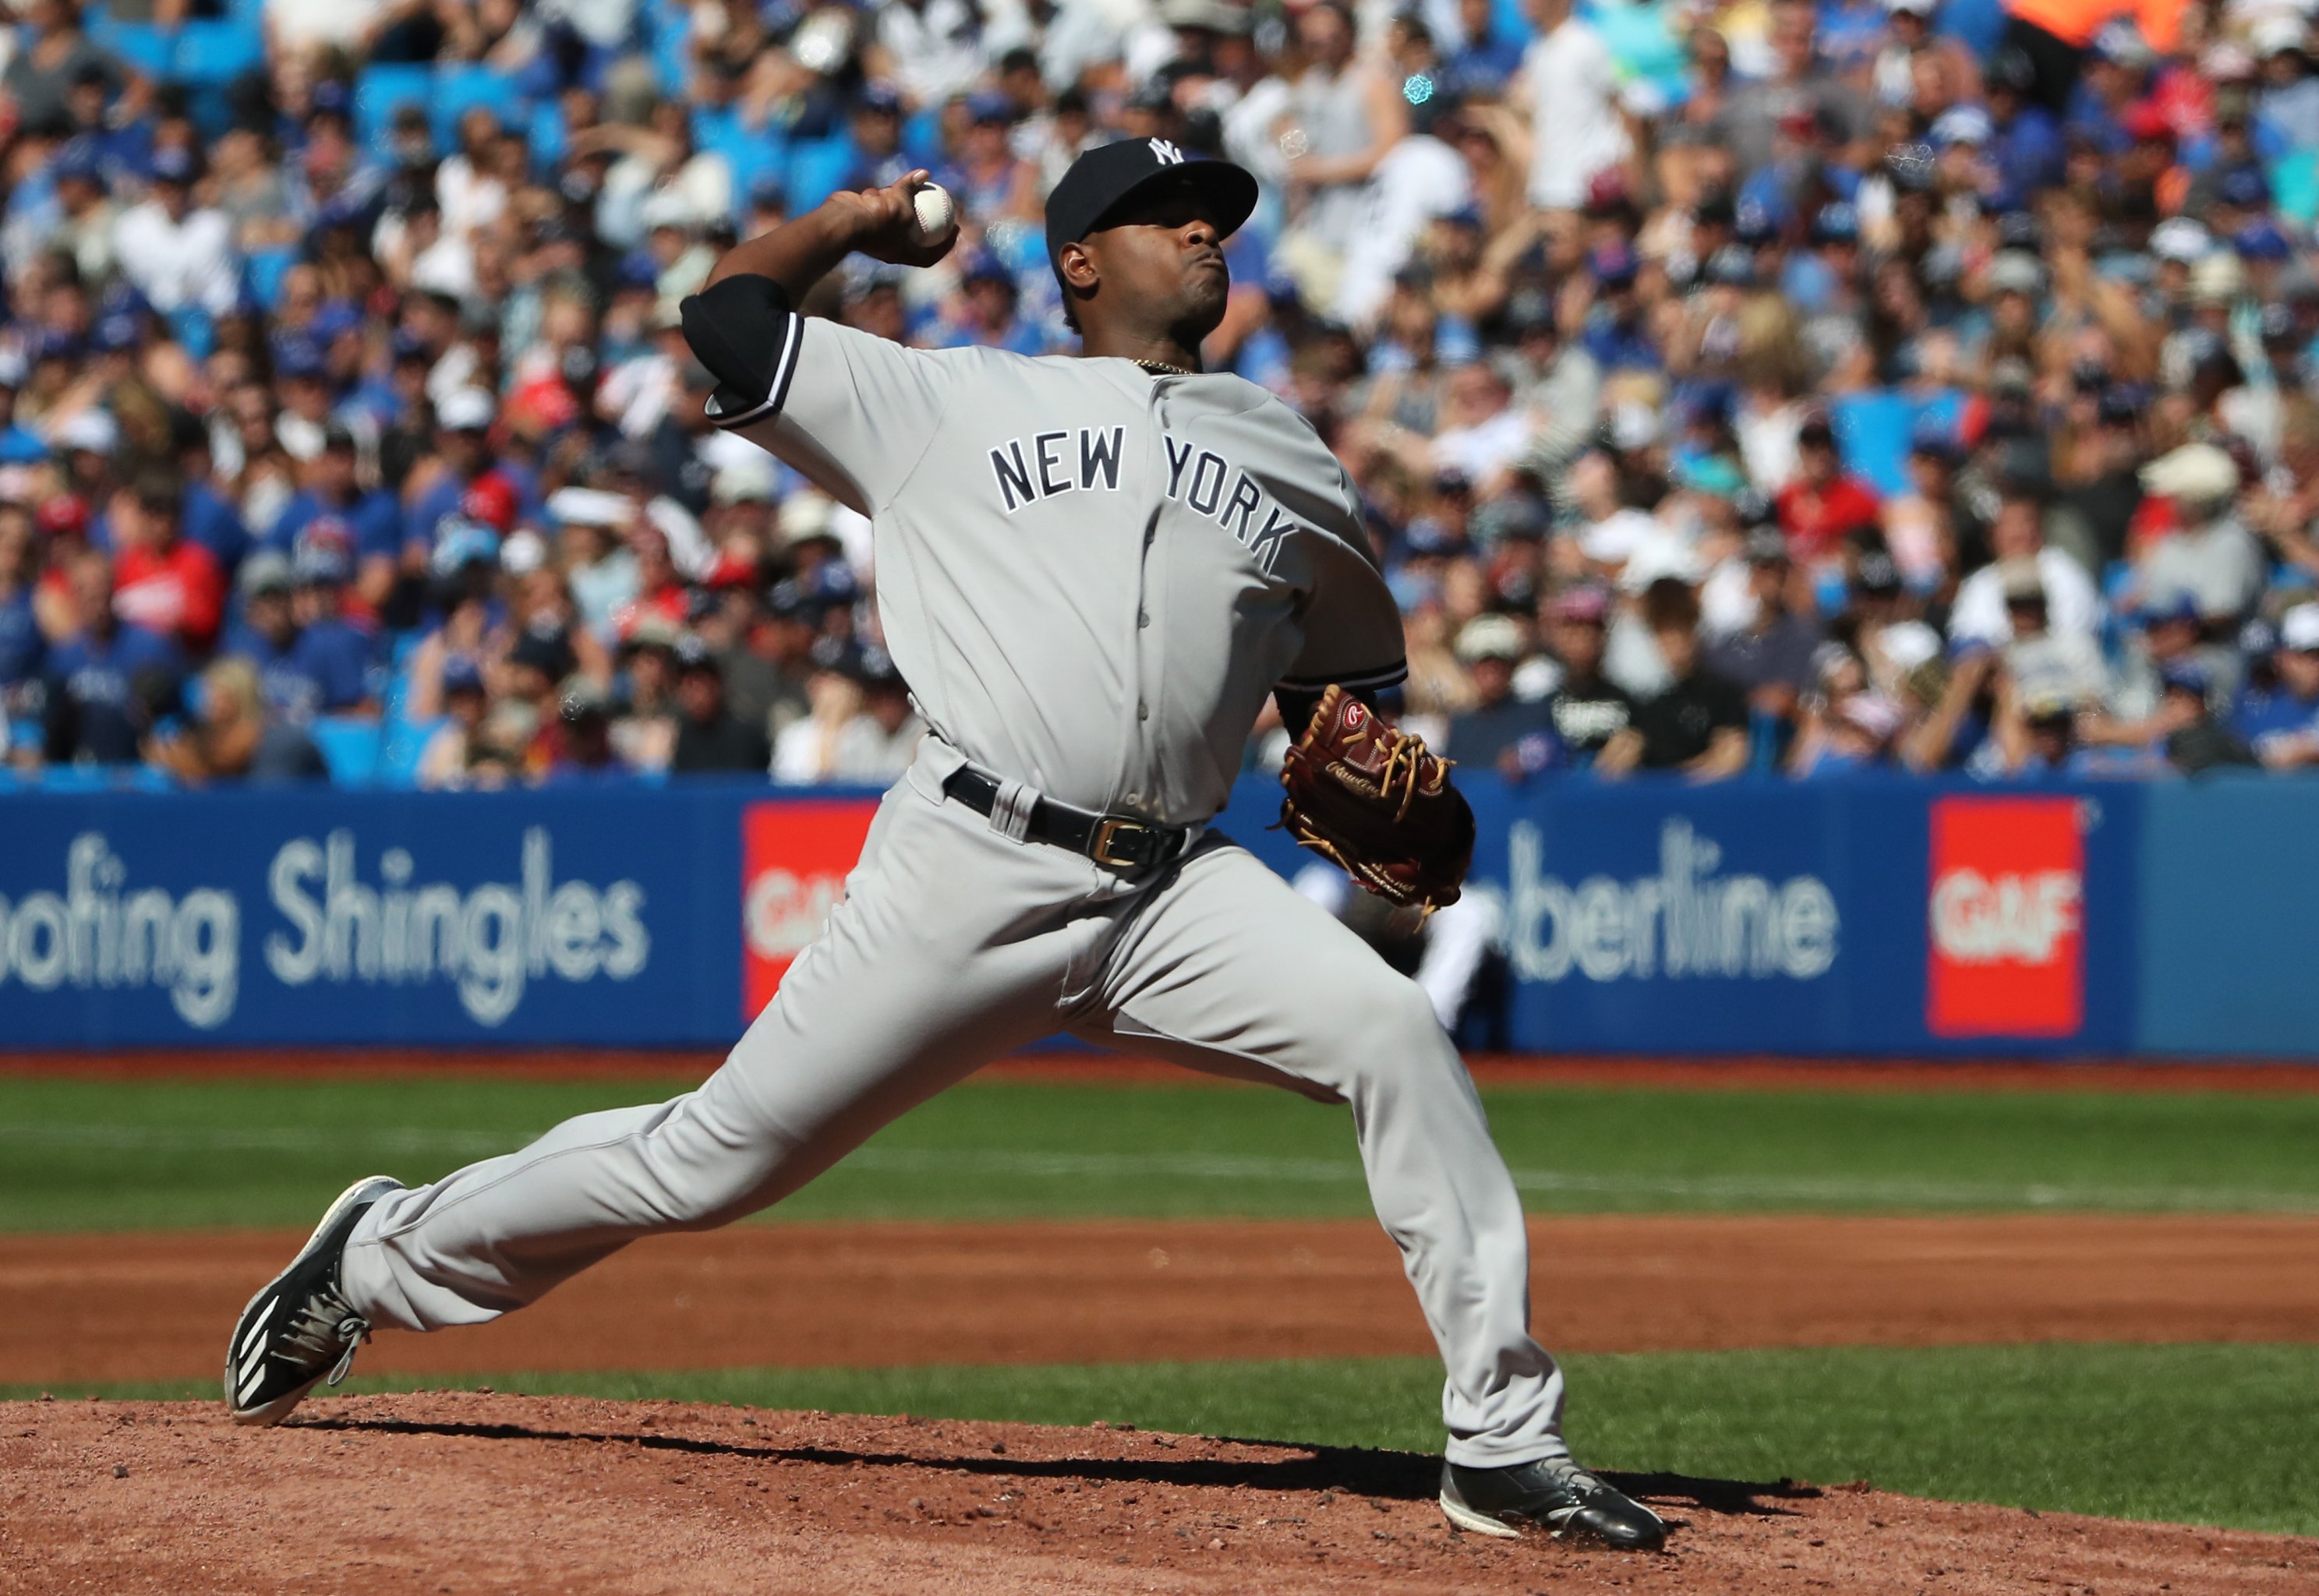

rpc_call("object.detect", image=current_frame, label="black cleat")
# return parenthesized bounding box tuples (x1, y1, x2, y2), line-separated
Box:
(224, 1175, 403, 1425)
(1440, 1457, 1668, 1549)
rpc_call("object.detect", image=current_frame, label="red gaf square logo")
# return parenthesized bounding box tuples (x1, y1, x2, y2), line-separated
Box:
(741, 799, 879, 1022)
(1927, 796, 2085, 1037)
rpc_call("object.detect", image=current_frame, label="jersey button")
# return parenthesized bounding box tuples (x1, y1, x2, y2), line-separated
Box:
(1137, 609, 1150, 628)
(1137, 701, 1150, 720)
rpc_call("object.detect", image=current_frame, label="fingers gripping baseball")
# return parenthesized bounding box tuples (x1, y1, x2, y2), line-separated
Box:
(848, 171, 959, 269)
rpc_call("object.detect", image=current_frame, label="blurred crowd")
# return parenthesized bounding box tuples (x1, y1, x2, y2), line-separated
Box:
(4, 0, 2319, 789)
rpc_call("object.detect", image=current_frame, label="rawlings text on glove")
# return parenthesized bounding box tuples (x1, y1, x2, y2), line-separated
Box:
(1278, 684, 1476, 912)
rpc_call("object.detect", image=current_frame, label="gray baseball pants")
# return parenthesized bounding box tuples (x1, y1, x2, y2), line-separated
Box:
(339, 759, 1567, 1467)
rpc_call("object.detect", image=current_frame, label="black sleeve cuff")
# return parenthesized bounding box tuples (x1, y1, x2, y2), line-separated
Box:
(1277, 660, 1410, 694)
(680, 274, 802, 429)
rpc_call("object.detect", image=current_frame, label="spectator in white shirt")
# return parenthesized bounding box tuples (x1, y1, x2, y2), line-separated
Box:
(1948, 486, 2104, 648)
(1429, 361, 1535, 486)
(1517, 0, 1628, 211)
(111, 146, 241, 317)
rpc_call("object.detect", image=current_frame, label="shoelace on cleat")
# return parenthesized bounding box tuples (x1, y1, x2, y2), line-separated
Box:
(276, 1284, 372, 1386)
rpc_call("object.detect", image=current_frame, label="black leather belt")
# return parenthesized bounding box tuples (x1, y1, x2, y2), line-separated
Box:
(942, 766, 1192, 876)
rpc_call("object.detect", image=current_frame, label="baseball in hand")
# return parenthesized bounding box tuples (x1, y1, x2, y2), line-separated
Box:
(910, 182, 956, 244)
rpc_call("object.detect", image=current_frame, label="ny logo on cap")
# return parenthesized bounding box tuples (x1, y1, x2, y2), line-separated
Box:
(1148, 138, 1185, 165)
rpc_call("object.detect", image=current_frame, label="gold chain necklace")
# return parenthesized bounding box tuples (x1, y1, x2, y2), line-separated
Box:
(1133, 358, 1196, 377)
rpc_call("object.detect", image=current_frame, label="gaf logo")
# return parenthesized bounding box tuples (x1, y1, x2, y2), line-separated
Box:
(1927, 796, 2084, 1037)
(1507, 817, 1839, 983)
(1930, 869, 2080, 963)
(741, 800, 878, 1020)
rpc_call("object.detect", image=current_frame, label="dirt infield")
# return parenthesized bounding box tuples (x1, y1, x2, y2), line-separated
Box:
(4, 1394, 2310, 1595)
(8, 1213, 2318, 1386)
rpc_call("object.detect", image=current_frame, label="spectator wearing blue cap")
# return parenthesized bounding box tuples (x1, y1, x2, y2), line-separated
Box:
(42, 544, 182, 768)
(1985, 46, 2069, 195)
(111, 143, 241, 316)
(929, 252, 1045, 355)
(48, 137, 117, 284)
(0, 507, 44, 727)
(955, 90, 1041, 224)
(269, 426, 402, 604)
(839, 82, 914, 196)
(1578, 243, 1659, 373)
(2149, 657, 2257, 773)
(2235, 603, 2319, 768)
(415, 654, 492, 790)
(1444, 0, 1526, 97)
(221, 542, 377, 722)
(744, 175, 790, 240)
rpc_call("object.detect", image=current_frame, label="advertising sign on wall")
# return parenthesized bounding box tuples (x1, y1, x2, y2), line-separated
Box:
(740, 797, 879, 1022)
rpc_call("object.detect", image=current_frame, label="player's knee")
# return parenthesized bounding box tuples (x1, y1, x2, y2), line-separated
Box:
(1335, 975, 1448, 1060)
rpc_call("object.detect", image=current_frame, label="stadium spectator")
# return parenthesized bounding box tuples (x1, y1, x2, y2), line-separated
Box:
(1599, 578, 1749, 779)
(2238, 605, 2319, 770)
(0, 0, 2316, 801)
(1775, 415, 1882, 567)
(42, 546, 179, 766)
(1536, 583, 1633, 766)
(147, 656, 327, 784)
(111, 146, 240, 317)
(1703, 528, 1823, 726)
(1444, 613, 1555, 776)
(673, 638, 772, 775)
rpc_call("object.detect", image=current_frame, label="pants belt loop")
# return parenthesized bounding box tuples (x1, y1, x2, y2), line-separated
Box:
(986, 775, 1038, 843)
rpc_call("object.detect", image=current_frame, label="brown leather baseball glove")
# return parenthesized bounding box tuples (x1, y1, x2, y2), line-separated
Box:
(1279, 684, 1475, 912)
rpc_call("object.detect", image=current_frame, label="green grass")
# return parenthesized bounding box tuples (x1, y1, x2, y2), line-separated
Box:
(12, 1345, 2315, 1537)
(7, 1075, 2319, 1231)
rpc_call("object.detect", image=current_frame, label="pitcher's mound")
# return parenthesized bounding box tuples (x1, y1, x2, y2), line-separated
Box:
(3, 1394, 2309, 1595)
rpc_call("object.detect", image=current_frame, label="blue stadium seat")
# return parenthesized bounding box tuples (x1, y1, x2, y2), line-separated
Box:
(168, 306, 214, 361)
(431, 64, 520, 150)
(87, 18, 175, 79)
(651, 9, 691, 94)
(901, 108, 943, 168)
(785, 136, 856, 213)
(701, 116, 785, 214)
(375, 714, 444, 789)
(525, 98, 569, 175)
(355, 64, 435, 159)
(244, 245, 298, 309)
(173, 19, 264, 85)
(311, 715, 384, 787)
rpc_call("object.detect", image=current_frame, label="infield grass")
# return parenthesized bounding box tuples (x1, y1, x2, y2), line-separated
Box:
(6, 1074, 2319, 1230)
(14, 1344, 2315, 1537)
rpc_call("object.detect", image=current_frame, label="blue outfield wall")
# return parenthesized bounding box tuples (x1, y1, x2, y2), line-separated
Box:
(0, 773, 2296, 1056)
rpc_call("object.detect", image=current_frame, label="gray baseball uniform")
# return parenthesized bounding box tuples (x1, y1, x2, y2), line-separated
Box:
(338, 296, 1568, 1468)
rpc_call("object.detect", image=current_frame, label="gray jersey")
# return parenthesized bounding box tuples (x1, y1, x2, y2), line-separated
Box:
(706, 296, 1406, 824)
(324, 280, 1571, 1486)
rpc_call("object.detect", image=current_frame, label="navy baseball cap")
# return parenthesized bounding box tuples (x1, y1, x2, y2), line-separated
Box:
(1043, 137, 1257, 286)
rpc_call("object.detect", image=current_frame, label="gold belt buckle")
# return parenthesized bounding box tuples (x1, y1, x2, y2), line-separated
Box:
(1090, 817, 1151, 869)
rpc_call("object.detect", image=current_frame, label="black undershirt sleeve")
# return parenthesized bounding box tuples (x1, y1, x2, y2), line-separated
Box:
(679, 274, 800, 428)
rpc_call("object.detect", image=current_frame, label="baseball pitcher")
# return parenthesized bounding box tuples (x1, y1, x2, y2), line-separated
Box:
(224, 139, 1664, 1551)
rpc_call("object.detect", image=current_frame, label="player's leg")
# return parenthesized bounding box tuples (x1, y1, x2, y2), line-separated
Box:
(1079, 839, 1663, 1547)
(228, 782, 1097, 1422)
(337, 786, 1092, 1333)
(1410, 888, 1504, 1031)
